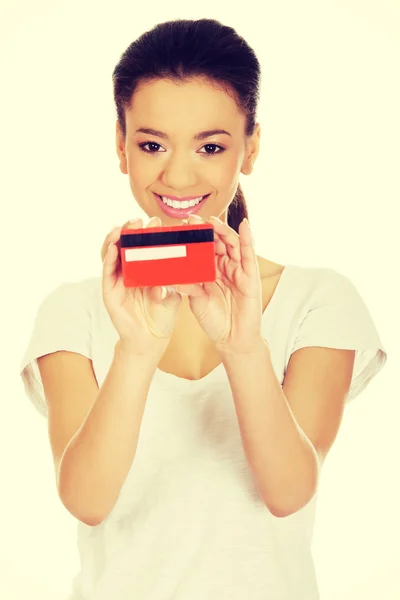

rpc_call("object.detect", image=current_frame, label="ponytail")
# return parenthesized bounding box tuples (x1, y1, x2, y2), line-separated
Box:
(227, 182, 249, 233)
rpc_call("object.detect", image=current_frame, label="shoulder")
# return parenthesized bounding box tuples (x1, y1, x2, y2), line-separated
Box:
(40, 276, 100, 312)
(256, 256, 357, 306)
(257, 255, 351, 284)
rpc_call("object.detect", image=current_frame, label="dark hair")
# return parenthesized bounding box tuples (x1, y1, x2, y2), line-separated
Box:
(112, 18, 261, 232)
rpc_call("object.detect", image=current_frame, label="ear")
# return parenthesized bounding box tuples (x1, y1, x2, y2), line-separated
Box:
(241, 123, 261, 176)
(116, 121, 128, 175)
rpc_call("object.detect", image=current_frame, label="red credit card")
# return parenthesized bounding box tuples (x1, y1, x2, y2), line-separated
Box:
(116, 223, 216, 287)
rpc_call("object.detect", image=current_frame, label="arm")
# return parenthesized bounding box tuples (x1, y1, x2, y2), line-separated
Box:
(58, 341, 158, 526)
(220, 338, 355, 518)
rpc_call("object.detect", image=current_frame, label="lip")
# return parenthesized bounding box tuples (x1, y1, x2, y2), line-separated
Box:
(155, 193, 210, 219)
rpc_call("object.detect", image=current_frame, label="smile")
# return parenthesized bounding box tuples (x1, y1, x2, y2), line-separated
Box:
(159, 195, 208, 208)
(154, 193, 210, 219)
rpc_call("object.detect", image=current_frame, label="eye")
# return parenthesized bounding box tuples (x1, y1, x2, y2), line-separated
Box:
(199, 143, 225, 156)
(137, 141, 225, 155)
(138, 141, 165, 153)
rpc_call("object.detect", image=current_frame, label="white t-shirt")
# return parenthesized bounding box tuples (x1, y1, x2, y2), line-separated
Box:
(19, 264, 387, 600)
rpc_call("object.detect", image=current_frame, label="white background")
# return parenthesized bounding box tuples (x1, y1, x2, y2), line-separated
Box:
(1, 0, 399, 598)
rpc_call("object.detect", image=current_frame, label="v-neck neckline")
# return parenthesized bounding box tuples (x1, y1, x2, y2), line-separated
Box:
(154, 264, 295, 385)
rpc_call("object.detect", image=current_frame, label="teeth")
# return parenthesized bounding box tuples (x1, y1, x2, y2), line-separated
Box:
(161, 195, 204, 208)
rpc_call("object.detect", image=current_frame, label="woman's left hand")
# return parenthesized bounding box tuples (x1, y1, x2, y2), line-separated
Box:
(175, 214, 263, 354)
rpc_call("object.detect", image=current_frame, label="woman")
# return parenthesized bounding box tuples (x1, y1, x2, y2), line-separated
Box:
(20, 18, 387, 600)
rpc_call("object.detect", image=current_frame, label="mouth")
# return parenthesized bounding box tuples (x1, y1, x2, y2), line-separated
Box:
(154, 193, 210, 218)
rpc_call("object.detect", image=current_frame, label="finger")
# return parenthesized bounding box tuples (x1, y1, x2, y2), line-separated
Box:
(212, 231, 229, 257)
(102, 240, 119, 295)
(239, 218, 258, 276)
(186, 214, 240, 273)
(175, 282, 210, 318)
(147, 285, 166, 304)
(187, 214, 207, 225)
(216, 253, 239, 286)
(145, 216, 161, 228)
(174, 283, 206, 297)
(100, 225, 123, 262)
(148, 284, 183, 311)
(209, 217, 241, 262)
(127, 217, 144, 229)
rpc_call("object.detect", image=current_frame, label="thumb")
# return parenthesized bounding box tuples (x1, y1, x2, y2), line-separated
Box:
(156, 285, 183, 310)
(175, 283, 210, 319)
(174, 283, 206, 297)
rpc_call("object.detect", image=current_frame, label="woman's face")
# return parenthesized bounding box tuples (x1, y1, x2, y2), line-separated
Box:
(116, 77, 260, 224)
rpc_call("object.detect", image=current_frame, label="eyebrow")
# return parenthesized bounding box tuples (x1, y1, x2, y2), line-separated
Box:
(135, 127, 232, 141)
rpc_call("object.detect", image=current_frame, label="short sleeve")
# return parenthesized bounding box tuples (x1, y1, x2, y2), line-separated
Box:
(19, 280, 93, 418)
(290, 269, 387, 405)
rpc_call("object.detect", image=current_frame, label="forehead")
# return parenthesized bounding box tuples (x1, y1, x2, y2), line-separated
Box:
(127, 78, 244, 133)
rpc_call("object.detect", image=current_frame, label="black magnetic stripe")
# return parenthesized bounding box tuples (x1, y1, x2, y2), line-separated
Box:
(120, 228, 214, 248)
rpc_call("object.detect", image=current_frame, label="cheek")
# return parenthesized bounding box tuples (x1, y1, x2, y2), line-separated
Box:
(213, 157, 241, 188)
(127, 155, 153, 186)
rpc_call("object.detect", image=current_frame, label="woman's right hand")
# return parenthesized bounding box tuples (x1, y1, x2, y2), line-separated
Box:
(101, 216, 183, 358)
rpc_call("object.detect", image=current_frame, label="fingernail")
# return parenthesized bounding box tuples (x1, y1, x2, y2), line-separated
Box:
(160, 287, 167, 299)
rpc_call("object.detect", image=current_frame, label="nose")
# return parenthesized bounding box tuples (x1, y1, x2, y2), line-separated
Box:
(160, 150, 198, 190)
